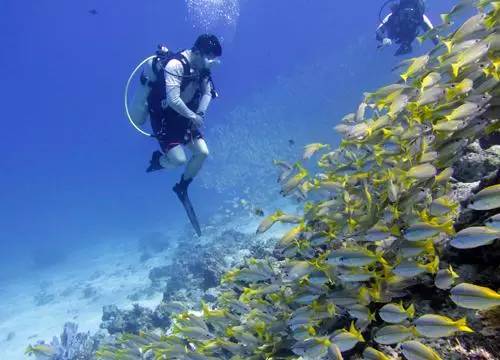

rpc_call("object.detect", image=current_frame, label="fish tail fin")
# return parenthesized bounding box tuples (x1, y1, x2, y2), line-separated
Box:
(24, 345, 33, 355)
(390, 225, 401, 236)
(456, 317, 474, 333)
(449, 265, 460, 279)
(443, 40, 453, 53)
(382, 128, 393, 138)
(400, 73, 409, 83)
(440, 13, 450, 24)
(417, 34, 425, 44)
(349, 321, 366, 341)
(368, 310, 377, 322)
(439, 219, 456, 235)
(406, 303, 416, 318)
(407, 102, 419, 112)
(411, 325, 420, 336)
(392, 167, 406, 179)
(202, 301, 210, 316)
(172, 323, 183, 334)
(381, 262, 393, 277)
(485, 15, 498, 29)
(437, 54, 447, 64)
(425, 240, 436, 256)
(445, 88, 455, 102)
(422, 106, 435, 120)
(376, 101, 387, 111)
(376, 252, 388, 265)
(427, 257, 440, 274)
(451, 63, 460, 78)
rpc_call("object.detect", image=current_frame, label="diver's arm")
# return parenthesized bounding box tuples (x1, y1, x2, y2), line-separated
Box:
(421, 14, 439, 45)
(196, 78, 213, 115)
(166, 87, 198, 120)
(164, 60, 198, 120)
(422, 14, 433, 30)
(376, 13, 392, 41)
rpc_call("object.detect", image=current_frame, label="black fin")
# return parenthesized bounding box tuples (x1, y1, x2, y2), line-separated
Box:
(146, 151, 164, 173)
(173, 185, 201, 236)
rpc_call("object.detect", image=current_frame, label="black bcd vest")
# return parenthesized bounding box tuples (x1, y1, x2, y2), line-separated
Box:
(141, 50, 216, 118)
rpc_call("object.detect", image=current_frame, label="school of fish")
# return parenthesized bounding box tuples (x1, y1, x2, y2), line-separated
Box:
(93, 1, 500, 359)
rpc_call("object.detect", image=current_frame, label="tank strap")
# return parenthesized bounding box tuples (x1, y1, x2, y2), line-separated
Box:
(170, 53, 193, 92)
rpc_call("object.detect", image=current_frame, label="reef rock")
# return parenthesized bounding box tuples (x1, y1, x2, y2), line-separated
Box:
(149, 228, 266, 303)
(479, 131, 500, 150)
(151, 302, 173, 329)
(453, 141, 500, 182)
(138, 231, 170, 262)
(148, 266, 170, 289)
(100, 304, 154, 334)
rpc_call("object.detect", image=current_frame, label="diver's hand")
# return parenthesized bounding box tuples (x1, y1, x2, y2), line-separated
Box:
(382, 38, 392, 46)
(190, 113, 205, 129)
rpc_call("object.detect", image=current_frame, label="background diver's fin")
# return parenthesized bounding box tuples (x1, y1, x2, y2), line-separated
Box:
(174, 188, 202, 236)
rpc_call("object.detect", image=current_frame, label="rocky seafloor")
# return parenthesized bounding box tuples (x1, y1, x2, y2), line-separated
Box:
(18, 196, 295, 359)
(22, 138, 499, 359)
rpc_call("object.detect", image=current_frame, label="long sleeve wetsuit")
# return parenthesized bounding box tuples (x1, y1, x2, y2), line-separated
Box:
(164, 50, 212, 120)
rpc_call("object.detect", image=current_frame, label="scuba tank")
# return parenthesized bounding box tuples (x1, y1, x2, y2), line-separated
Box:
(124, 45, 171, 137)
(125, 45, 219, 137)
(129, 56, 157, 127)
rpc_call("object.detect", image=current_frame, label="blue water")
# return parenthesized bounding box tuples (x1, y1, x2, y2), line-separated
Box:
(0, 0, 457, 288)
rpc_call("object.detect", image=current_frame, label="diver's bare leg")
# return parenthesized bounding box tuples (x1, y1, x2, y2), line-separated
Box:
(183, 138, 209, 180)
(160, 145, 187, 169)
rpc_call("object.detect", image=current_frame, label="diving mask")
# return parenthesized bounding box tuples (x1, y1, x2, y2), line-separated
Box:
(204, 56, 221, 69)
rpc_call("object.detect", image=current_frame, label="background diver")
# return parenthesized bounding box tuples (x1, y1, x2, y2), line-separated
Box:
(129, 34, 222, 235)
(376, 0, 439, 56)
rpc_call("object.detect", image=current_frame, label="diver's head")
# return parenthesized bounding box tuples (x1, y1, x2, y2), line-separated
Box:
(398, 0, 424, 23)
(192, 34, 222, 70)
(400, 6, 421, 26)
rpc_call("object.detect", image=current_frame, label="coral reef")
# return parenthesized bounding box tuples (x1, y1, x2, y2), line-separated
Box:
(146, 228, 274, 304)
(26, 323, 104, 360)
(28, 1, 500, 359)
(100, 305, 155, 335)
(93, 2, 499, 359)
(453, 141, 500, 182)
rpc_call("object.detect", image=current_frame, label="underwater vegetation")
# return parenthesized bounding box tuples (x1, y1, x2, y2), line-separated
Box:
(25, 323, 104, 360)
(28, 0, 500, 359)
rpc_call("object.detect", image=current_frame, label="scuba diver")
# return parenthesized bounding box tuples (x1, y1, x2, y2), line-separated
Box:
(128, 34, 222, 236)
(376, 0, 439, 56)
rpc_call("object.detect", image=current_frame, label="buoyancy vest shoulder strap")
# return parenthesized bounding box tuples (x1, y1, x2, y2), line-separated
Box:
(169, 53, 193, 92)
